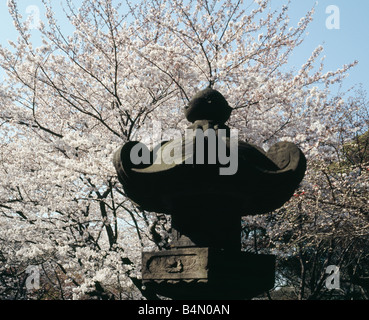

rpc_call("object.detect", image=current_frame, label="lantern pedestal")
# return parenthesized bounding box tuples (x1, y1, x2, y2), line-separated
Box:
(142, 247, 275, 300)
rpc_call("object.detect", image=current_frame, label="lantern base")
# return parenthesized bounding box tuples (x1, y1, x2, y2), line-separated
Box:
(142, 247, 275, 300)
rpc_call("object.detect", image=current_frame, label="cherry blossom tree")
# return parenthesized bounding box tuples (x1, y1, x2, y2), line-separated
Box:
(0, 0, 363, 299)
(243, 88, 369, 299)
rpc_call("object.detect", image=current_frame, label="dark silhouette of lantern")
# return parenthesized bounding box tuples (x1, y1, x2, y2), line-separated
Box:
(114, 88, 306, 299)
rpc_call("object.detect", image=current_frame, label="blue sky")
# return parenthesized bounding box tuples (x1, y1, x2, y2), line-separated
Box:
(0, 1, 368, 94)
(282, 0, 369, 94)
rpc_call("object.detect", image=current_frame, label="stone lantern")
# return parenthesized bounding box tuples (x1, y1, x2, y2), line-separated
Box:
(113, 88, 306, 300)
